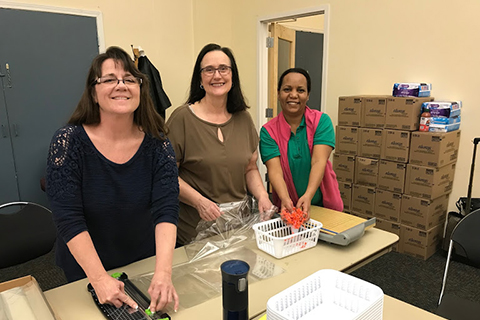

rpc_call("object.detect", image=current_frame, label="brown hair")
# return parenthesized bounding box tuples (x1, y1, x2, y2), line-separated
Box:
(68, 46, 167, 139)
(187, 43, 249, 113)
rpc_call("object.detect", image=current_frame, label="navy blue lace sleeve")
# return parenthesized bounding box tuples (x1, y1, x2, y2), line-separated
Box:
(46, 126, 88, 243)
(151, 137, 179, 226)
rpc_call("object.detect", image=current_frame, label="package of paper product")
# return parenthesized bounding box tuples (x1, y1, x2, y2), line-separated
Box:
(429, 122, 461, 132)
(430, 116, 461, 125)
(422, 101, 462, 118)
(393, 82, 432, 97)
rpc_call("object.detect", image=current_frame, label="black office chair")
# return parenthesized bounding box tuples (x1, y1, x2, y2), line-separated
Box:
(0, 201, 56, 269)
(437, 208, 480, 320)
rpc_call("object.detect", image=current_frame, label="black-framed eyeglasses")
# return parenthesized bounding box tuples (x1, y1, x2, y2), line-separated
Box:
(200, 65, 232, 76)
(94, 76, 142, 87)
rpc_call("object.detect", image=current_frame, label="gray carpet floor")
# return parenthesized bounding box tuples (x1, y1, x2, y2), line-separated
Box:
(1, 247, 479, 316)
(351, 250, 480, 314)
(0, 248, 67, 291)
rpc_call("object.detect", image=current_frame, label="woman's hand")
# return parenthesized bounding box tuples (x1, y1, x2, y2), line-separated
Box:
(257, 194, 275, 221)
(148, 270, 179, 314)
(280, 198, 294, 213)
(91, 273, 138, 309)
(66, 232, 136, 309)
(195, 196, 222, 221)
(296, 195, 312, 219)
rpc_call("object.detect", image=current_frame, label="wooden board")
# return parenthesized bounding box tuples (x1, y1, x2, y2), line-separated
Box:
(310, 206, 375, 235)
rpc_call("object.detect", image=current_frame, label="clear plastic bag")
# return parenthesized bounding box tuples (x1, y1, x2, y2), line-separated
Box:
(129, 197, 282, 312)
(185, 195, 277, 262)
(130, 246, 284, 311)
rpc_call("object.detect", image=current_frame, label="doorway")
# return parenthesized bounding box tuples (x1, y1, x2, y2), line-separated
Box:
(256, 6, 329, 185)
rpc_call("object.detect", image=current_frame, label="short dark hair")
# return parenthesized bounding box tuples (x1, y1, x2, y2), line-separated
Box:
(187, 43, 249, 113)
(68, 46, 167, 139)
(277, 67, 311, 93)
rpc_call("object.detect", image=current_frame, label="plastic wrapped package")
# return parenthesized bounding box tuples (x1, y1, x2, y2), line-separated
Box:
(0, 295, 7, 320)
(130, 246, 284, 311)
(0, 281, 56, 320)
(185, 196, 277, 262)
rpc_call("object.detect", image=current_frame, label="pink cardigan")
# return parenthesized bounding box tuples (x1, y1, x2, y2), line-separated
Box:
(263, 107, 343, 211)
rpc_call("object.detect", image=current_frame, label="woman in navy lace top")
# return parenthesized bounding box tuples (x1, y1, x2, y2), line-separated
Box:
(46, 47, 179, 313)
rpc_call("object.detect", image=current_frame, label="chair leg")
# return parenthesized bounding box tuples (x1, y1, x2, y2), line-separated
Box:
(438, 240, 454, 305)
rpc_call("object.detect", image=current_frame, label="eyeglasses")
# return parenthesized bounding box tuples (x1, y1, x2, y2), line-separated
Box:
(94, 76, 142, 87)
(200, 65, 232, 76)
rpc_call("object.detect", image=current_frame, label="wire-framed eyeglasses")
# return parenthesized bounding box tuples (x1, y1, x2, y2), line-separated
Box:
(94, 76, 142, 87)
(200, 65, 232, 76)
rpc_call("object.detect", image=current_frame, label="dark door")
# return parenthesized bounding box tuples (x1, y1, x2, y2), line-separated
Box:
(0, 8, 99, 206)
(295, 31, 324, 111)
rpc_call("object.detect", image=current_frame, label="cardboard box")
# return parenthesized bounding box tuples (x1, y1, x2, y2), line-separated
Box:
(381, 129, 411, 163)
(404, 163, 456, 200)
(333, 153, 355, 183)
(0, 276, 61, 319)
(338, 182, 352, 212)
(361, 96, 387, 128)
(374, 189, 402, 222)
(401, 194, 448, 230)
(358, 128, 383, 159)
(375, 218, 402, 252)
(409, 130, 461, 167)
(385, 96, 434, 131)
(351, 184, 376, 217)
(335, 126, 359, 155)
(338, 96, 362, 126)
(377, 160, 406, 193)
(401, 224, 443, 260)
(355, 157, 379, 187)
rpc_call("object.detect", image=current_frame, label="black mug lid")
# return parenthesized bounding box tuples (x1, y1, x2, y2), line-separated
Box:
(221, 260, 250, 276)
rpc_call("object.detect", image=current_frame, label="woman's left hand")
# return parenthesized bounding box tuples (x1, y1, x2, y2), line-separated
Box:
(148, 270, 179, 314)
(296, 195, 312, 220)
(258, 195, 275, 221)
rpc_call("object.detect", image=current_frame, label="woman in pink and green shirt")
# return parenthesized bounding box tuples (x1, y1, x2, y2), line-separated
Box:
(260, 68, 343, 216)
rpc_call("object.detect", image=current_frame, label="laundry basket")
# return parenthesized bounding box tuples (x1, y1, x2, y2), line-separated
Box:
(267, 269, 384, 320)
(252, 218, 322, 259)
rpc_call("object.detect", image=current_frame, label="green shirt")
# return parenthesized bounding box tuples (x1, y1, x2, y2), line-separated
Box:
(259, 113, 335, 206)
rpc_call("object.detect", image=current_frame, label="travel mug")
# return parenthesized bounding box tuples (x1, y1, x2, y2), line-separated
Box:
(221, 260, 250, 320)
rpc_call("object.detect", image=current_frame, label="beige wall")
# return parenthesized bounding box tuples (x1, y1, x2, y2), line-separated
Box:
(226, 0, 480, 212)
(5, 0, 480, 211)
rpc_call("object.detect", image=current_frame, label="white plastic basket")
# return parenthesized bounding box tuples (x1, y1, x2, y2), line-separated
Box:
(267, 269, 384, 320)
(252, 218, 322, 259)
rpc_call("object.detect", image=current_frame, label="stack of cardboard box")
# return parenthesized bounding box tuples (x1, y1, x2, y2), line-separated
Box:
(333, 95, 460, 259)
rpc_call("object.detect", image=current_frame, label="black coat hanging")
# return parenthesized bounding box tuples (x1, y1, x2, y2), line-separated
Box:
(137, 55, 171, 119)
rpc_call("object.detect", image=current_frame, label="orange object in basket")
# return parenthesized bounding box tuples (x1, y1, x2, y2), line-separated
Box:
(280, 207, 308, 229)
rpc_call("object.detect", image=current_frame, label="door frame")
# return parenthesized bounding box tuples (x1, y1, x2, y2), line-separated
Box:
(256, 6, 330, 185)
(0, 1, 105, 52)
(268, 23, 296, 119)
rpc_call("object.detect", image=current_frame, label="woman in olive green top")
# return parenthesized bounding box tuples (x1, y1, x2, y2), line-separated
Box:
(167, 43, 273, 246)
